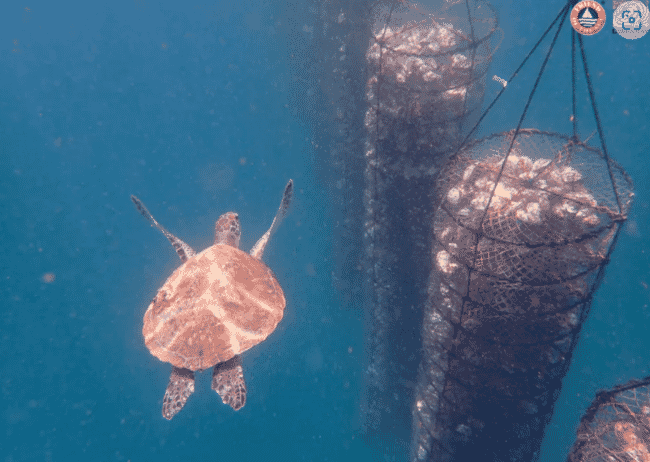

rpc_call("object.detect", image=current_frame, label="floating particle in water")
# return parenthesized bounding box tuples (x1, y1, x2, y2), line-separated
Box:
(42, 273, 56, 283)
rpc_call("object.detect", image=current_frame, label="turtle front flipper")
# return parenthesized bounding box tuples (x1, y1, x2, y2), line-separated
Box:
(211, 355, 247, 411)
(162, 366, 195, 420)
(250, 179, 293, 259)
(131, 195, 196, 263)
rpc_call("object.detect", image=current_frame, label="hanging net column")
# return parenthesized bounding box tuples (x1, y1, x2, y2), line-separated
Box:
(362, 0, 497, 436)
(411, 129, 634, 461)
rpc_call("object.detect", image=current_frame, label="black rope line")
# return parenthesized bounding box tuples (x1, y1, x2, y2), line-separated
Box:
(450, 1, 572, 165)
(571, 29, 578, 140)
(466, 1, 570, 291)
(458, 0, 478, 137)
(577, 33, 625, 215)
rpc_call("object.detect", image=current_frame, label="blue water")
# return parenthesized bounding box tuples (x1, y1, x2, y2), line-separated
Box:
(1, 1, 648, 461)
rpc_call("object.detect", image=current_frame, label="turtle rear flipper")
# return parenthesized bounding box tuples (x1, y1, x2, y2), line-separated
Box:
(162, 366, 195, 420)
(212, 355, 247, 411)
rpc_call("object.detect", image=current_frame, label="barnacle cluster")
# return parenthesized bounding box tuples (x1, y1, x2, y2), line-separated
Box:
(446, 152, 601, 227)
(366, 21, 471, 119)
(614, 421, 650, 460)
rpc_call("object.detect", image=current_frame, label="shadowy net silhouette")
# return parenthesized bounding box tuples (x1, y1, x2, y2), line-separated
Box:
(568, 376, 650, 462)
(365, 1, 496, 158)
(362, 0, 498, 436)
(411, 129, 634, 461)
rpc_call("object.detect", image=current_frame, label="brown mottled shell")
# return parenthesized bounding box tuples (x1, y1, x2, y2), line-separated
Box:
(142, 244, 285, 371)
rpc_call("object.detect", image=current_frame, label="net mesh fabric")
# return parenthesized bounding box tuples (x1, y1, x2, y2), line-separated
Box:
(568, 378, 650, 462)
(411, 129, 634, 461)
(362, 0, 497, 434)
(364, 1, 495, 165)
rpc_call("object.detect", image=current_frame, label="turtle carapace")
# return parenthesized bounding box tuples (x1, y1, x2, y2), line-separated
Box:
(131, 179, 293, 420)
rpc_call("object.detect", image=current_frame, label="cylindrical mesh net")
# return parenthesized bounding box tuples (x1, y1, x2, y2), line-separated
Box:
(567, 377, 650, 462)
(362, 0, 497, 436)
(365, 2, 495, 156)
(412, 129, 634, 461)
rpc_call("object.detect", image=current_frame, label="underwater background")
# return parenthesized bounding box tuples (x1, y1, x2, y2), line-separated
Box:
(1, 0, 648, 461)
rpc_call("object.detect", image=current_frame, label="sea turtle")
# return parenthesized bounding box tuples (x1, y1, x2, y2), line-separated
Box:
(131, 179, 293, 420)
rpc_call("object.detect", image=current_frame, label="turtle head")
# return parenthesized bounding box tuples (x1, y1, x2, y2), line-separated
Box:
(215, 212, 241, 248)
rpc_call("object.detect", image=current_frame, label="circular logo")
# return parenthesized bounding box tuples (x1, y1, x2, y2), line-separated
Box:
(570, 1, 607, 35)
(614, 1, 650, 40)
